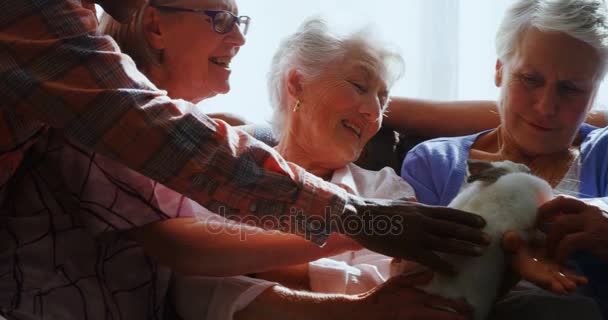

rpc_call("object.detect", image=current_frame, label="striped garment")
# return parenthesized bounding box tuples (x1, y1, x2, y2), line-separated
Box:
(0, 0, 349, 318)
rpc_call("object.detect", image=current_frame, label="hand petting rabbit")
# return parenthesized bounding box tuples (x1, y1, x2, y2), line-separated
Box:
(391, 159, 587, 320)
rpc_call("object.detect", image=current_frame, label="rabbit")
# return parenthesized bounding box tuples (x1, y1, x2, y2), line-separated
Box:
(391, 159, 553, 320)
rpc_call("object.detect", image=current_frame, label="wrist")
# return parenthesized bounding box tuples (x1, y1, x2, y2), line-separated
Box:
(338, 194, 367, 235)
(323, 233, 363, 254)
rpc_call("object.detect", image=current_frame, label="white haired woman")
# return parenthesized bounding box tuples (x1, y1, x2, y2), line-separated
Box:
(402, 0, 608, 318)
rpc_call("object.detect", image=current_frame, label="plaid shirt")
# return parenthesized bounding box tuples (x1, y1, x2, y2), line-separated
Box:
(0, 0, 349, 318)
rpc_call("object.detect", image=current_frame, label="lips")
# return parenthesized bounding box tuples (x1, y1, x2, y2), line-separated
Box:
(342, 119, 362, 138)
(522, 118, 555, 131)
(209, 56, 233, 69)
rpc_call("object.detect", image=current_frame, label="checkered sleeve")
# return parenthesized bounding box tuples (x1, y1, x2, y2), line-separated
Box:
(0, 0, 349, 244)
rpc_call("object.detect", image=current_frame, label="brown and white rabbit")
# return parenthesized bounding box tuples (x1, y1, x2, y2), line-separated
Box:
(391, 159, 553, 320)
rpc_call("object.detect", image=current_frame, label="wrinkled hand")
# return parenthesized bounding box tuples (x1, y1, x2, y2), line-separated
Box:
(502, 231, 587, 294)
(347, 271, 473, 320)
(538, 196, 608, 263)
(346, 197, 490, 275)
(95, 0, 145, 23)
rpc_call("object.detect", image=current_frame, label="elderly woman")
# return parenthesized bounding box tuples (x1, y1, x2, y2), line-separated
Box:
(99, 0, 249, 125)
(401, 0, 608, 318)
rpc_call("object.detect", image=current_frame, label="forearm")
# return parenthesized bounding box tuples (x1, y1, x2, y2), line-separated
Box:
(2, 2, 349, 244)
(256, 263, 311, 290)
(129, 218, 355, 276)
(384, 97, 499, 137)
(234, 285, 350, 320)
(384, 98, 607, 137)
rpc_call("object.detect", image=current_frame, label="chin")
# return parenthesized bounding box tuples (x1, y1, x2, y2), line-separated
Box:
(190, 86, 229, 103)
(339, 149, 361, 164)
(210, 83, 231, 96)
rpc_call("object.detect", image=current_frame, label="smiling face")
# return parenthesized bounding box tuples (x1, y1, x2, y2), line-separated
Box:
(155, 0, 246, 102)
(497, 28, 604, 156)
(286, 47, 389, 168)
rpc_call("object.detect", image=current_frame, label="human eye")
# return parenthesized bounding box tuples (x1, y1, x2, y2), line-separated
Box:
(558, 82, 583, 95)
(518, 73, 542, 87)
(348, 80, 367, 93)
(213, 11, 233, 31)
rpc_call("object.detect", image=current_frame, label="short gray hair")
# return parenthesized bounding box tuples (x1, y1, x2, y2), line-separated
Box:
(496, 0, 608, 69)
(268, 18, 404, 139)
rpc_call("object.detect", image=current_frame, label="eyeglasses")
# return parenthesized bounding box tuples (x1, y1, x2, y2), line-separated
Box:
(152, 5, 251, 35)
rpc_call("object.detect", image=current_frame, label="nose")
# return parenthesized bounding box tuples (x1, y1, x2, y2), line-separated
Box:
(226, 23, 246, 46)
(534, 86, 558, 117)
(359, 95, 382, 123)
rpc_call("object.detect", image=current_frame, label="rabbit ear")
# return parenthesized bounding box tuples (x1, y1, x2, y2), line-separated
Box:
(466, 159, 509, 184)
(467, 159, 494, 176)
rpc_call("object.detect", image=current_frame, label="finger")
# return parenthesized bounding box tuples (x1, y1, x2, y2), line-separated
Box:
(554, 272, 577, 292)
(556, 232, 590, 263)
(502, 231, 522, 253)
(560, 269, 588, 285)
(415, 250, 457, 276)
(529, 270, 565, 294)
(546, 215, 585, 256)
(425, 218, 490, 246)
(424, 234, 484, 256)
(424, 206, 486, 228)
(549, 279, 568, 295)
(538, 196, 588, 223)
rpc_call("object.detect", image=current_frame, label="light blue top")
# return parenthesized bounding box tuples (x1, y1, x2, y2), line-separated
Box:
(401, 123, 608, 315)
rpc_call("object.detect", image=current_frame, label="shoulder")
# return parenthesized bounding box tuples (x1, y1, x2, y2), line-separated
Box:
(581, 124, 608, 154)
(574, 124, 608, 198)
(580, 124, 608, 171)
(400, 132, 484, 206)
(580, 124, 608, 175)
(402, 134, 477, 174)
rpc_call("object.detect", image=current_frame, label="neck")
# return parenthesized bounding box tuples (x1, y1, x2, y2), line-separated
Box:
(147, 67, 210, 103)
(275, 133, 336, 181)
(495, 126, 576, 165)
(471, 126, 579, 187)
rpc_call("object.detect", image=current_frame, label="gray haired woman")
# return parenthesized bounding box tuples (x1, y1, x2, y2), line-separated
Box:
(402, 0, 608, 318)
